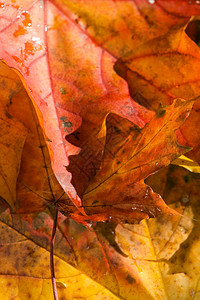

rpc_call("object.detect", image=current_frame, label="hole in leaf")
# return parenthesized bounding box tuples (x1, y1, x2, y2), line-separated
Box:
(185, 20, 200, 46)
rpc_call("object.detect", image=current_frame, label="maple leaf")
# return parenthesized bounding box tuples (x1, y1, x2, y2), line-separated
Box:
(115, 28, 200, 110)
(0, 61, 66, 214)
(0, 0, 154, 214)
(57, 99, 193, 223)
(53, 0, 200, 58)
(0, 210, 120, 300)
(1, 1, 200, 299)
(2, 0, 199, 215)
(114, 26, 200, 165)
(1, 59, 191, 225)
(59, 0, 200, 166)
(0, 62, 27, 211)
(145, 164, 200, 298)
(0, 179, 199, 299)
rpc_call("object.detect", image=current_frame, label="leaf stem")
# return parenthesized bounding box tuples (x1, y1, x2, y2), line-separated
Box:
(50, 206, 59, 300)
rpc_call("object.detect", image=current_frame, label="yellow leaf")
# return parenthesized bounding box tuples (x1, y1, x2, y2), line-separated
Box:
(171, 155, 200, 173)
(0, 216, 119, 300)
(115, 206, 194, 299)
(0, 63, 27, 211)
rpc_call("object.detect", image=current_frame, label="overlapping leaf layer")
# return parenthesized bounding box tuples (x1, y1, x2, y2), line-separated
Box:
(0, 1, 200, 299)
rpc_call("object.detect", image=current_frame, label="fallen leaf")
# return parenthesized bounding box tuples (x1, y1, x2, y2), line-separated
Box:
(56, 165, 200, 299)
(0, 210, 119, 300)
(115, 206, 194, 299)
(1, 2, 200, 299)
(1, 1, 199, 221)
(57, 1, 200, 111)
(115, 27, 200, 110)
(0, 0, 153, 212)
(0, 61, 68, 214)
(171, 155, 200, 173)
(53, 0, 200, 58)
(0, 190, 198, 299)
(146, 164, 200, 299)
(77, 99, 193, 223)
(0, 57, 194, 225)
(0, 61, 27, 211)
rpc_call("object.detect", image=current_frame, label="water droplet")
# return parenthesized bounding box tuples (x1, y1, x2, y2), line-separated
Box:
(56, 282, 67, 289)
(108, 216, 113, 222)
(86, 222, 93, 229)
(131, 207, 137, 211)
(148, 0, 155, 3)
(144, 187, 150, 199)
(45, 25, 48, 32)
(156, 207, 161, 213)
(182, 194, 189, 204)
(31, 36, 42, 45)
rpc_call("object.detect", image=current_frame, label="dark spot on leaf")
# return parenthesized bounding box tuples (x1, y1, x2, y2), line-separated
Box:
(182, 242, 189, 249)
(5, 111, 13, 119)
(60, 116, 72, 129)
(122, 149, 126, 154)
(63, 121, 72, 128)
(6, 282, 12, 288)
(126, 274, 136, 284)
(179, 253, 186, 262)
(92, 200, 99, 205)
(8, 94, 13, 105)
(156, 108, 166, 118)
(114, 126, 121, 134)
(60, 116, 66, 121)
(183, 174, 190, 183)
(110, 259, 118, 268)
(60, 87, 66, 95)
